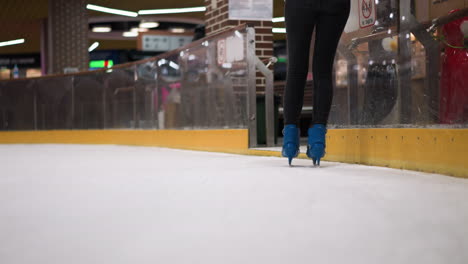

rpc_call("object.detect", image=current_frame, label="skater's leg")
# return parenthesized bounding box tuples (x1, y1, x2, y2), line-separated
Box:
(307, 1, 350, 165)
(311, 3, 350, 125)
(283, 0, 318, 126)
(282, 0, 318, 165)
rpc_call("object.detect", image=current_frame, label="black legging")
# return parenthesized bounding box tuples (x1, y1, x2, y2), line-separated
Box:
(283, 0, 350, 126)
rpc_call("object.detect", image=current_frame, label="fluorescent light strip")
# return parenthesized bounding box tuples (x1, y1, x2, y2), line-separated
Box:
(139, 6, 206, 15)
(88, 42, 99, 52)
(272, 28, 286, 33)
(123, 31, 138, 37)
(170, 28, 185, 33)
(272, 17, 285, 23)
(0, 38, 25, 47)
(131, 27, 149, 32)
(92, 26, 112, 33)
(140, 22, 159, 28)
(87, 4, 138, 17)
(169, 61, 180, 70)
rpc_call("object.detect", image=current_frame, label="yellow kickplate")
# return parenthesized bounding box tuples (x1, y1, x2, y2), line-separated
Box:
(323, 129, 468, 178)
(0, 128, 467, 178)
(0, 129, 249, 153)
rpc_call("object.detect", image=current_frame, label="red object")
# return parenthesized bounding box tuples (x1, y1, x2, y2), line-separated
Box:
(440, 10, 468, 124)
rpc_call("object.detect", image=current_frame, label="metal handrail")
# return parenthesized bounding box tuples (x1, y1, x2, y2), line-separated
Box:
(427, 7, 468, 33)
(0, 24, 249, 83)
(349, 7, 468, 50)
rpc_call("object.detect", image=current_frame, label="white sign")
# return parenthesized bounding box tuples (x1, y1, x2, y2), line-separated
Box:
(359, 0, 376, 29)
(141, 35, 193, 52)
(229, 0, 272, 21)
(217, 39, 226, 65)
(217, 36, 245, 66)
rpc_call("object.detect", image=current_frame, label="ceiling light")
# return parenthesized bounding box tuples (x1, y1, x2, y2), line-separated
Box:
(272, 17, 285, 23)
(169, 61, 180, 70)
(123, 31, 138, 37)
(0, 38, 25, 47)
(139, 21, 159, 28)
(88, 42, 99, 52)
(138, 6, 206, 15)
(158, 59, 167, 66)
(131, 27, 149, 32)
(272, 28, 286, 33)
(92, 26, 111, 33)
(170, 28, 185, 33)
(87, 4, 138, 17)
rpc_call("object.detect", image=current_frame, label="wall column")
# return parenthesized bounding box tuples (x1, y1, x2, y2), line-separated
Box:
(204, 0, 274, 92)
(47, 0, 88, 74)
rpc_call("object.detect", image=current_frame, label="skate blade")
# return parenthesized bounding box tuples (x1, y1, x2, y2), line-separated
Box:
(313, 158, 321, 167)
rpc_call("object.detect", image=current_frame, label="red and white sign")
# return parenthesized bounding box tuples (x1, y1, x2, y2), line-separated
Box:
(359, 0, 376, 29)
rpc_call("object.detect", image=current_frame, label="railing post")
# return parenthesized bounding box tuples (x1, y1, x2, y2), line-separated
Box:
(103, 78, 107, 129)
(33, 81, 38, 130)
(398, 0, 413, 124)
(71, 76, 75, 129)
(255, 57, 275, 147)
(133, 65, 138, 129)
(246, 27, 257, 148)
(407, 15, 440, 123)
(338, 44, 359, 125)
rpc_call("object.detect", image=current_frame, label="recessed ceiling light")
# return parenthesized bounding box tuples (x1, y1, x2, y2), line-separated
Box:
(138, 6, 206, 15)
(92, 26, 112, 33)
(272, 17, 285, 23)
(139, 21, 160, 28)
(272, 28, 286, 33)
(123, 31, 138, 37)
(170, 28, 185, 33)
(0, 38, 25, 47)
(86, 4, 138, 17)
(131, 27, 149, 33)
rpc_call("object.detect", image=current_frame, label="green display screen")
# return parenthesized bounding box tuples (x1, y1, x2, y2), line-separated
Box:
(89, 60, 114, 68)
(277, 57, 287, 63)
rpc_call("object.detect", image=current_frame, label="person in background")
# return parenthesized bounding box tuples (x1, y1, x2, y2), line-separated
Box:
(282, 0, 350, 166)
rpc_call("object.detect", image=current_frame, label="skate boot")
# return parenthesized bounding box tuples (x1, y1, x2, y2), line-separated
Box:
(307, 124, 327, 166)
(281, 124, 300, 166)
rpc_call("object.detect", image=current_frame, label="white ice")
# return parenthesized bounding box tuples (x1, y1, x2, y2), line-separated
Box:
(1, 144, 468, 264)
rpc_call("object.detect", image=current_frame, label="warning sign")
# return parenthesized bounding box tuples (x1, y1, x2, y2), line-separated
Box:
(359, 0, 376, 29)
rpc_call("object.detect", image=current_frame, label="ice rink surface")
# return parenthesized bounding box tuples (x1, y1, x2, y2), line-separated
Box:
(1, 144, 468, 264)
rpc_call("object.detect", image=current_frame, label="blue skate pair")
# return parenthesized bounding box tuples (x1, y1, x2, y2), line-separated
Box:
(282, 124, 327, 166)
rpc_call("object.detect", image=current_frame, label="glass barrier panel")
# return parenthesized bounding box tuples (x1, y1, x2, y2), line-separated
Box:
(0, 79, 35, 130)
(104, 67, 138, 129)
(72, 72, 106, 129)
(328, 0, 467, 128)
(35, 76, 73, 130)
(0, 26, 257, 133)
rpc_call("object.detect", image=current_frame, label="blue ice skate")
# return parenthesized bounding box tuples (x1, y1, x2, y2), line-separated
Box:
(307, 124, 327, 166)
(282, 124, 300, 166)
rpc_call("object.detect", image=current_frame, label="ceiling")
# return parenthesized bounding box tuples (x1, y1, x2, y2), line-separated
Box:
(0, 0, 286, 55)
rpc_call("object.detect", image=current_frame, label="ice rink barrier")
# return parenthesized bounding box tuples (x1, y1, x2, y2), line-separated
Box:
(1, 15, 468, 178)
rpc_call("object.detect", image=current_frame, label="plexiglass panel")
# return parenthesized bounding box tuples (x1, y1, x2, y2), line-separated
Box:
(0, 26, 251, 131)
(328, 0, 467, 128)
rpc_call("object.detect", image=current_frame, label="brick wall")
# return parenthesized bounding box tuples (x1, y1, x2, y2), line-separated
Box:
(204, 0, 273, 91)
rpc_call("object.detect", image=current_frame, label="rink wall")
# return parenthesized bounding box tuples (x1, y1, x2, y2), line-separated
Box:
(251, 128, 468, 178)
(0, 130, 249, 154)
(0, 128, 467, 178)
